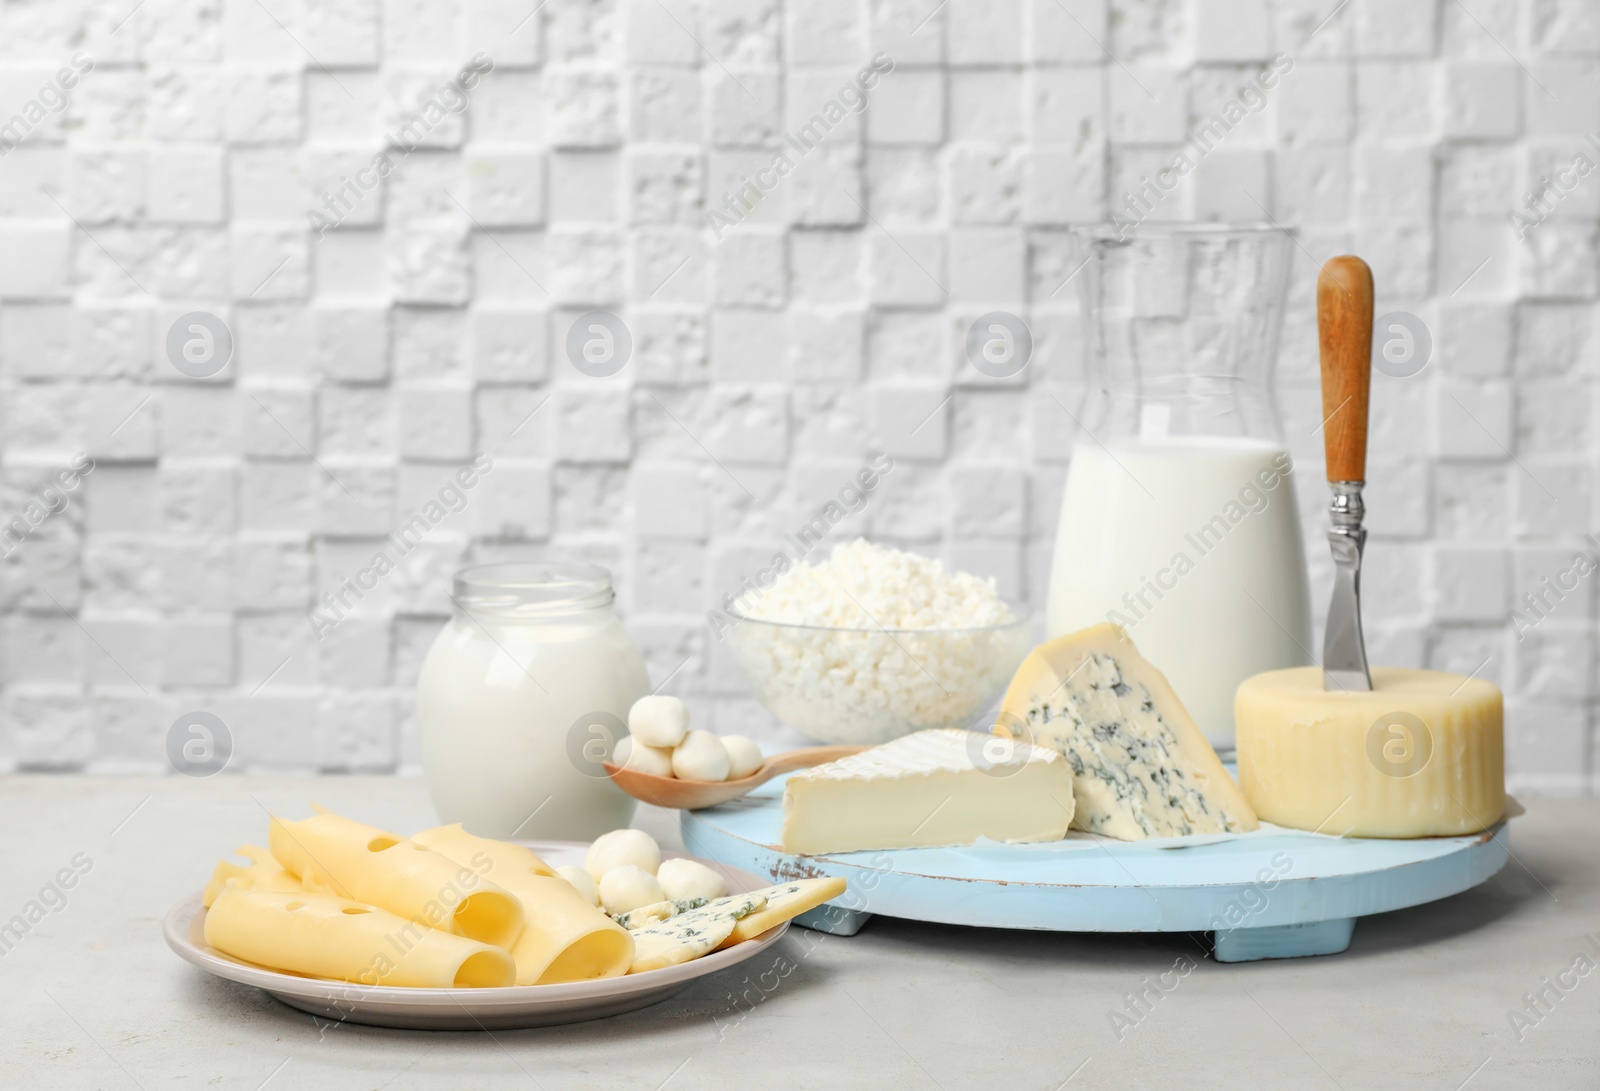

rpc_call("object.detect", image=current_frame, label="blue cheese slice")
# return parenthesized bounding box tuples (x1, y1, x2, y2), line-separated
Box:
(722, 878, 847, 946)
(610, 897, 707, 931)
(781, 728, 1075, 855)
(626, 892, 767, 972)
(997, 623, 1258, 840)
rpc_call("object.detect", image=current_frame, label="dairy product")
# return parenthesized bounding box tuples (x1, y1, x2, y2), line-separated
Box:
(599, 866, 666, 915)
(417, 564, 649, 841)
(1235, 666, 1505, 838)
(720, 736, 763, 779)
(655, 857, 727, 903)
(671, 729, 731, 781)
(267, 811, 526, 948)
(202, 845, 301, 907)
(612, 697, 762, 783)
(627, 904, 740, 973)
(193, 808, 810, 991)
(612, 897, 710, 930)
(733, 538, 1015, 629)
(781, 728, 1074, 854)
(205, 887, 516, 988)
(997, 623, 1259, 840)
(628, 695, 689, 747)
(414, 823, 635, 985)
(584, 828, 661, 880)
(727, 539, 1029, 745)
(722, 877, 847, 946)
(1047, 437, 1312, 748)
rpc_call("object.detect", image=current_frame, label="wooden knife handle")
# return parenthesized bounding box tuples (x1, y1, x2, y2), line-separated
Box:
(1317, 255, 1374, 483)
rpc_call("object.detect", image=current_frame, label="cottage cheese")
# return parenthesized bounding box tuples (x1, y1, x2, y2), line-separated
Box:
(734, 539, 1015, 629)
(727, 541, 1028, 744)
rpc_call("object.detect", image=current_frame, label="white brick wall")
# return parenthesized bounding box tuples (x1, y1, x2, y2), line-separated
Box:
(0, 0, 1594, 794)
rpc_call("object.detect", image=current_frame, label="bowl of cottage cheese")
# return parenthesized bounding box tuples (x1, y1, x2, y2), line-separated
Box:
(723, 540, 1033, 745)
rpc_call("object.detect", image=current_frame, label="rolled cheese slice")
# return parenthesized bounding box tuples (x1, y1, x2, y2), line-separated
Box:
(1235, 666, 1505, 838)
(413, 824, 634, 986)
(268, 812, 524, 950)
(203, 844, 303, 908)
(205, 887, 515, 988)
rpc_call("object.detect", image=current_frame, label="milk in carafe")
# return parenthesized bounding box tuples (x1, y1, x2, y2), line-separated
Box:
(1049, 223, 1314, 748)
(1047, 436, 1312, 747)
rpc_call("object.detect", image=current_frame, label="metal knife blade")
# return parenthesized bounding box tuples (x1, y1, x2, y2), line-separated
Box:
(1324, 508, 1372, 691)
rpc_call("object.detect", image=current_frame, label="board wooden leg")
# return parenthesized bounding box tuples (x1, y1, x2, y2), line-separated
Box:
(1211, 917, 1356, 962)
(793, 904, 872, 936)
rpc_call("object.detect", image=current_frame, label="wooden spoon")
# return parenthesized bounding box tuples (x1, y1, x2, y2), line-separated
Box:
(603, 745, 868, 811)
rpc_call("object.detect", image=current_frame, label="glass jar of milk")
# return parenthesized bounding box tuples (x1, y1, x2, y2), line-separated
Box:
(417, 563, 649, 840)
(1048, 223, 1313, 749)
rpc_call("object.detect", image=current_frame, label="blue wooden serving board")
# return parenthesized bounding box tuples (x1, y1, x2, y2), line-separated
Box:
(680, 774, 1510, 962)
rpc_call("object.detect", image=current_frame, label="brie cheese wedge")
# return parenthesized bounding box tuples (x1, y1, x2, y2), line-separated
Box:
(781, 728, 1075, 855)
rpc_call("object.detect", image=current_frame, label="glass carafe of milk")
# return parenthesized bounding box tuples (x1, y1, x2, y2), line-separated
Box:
(1048, 223, 1312, 749)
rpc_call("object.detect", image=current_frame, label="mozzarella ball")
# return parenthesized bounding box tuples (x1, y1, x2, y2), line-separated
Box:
(628, 695, 690, 749)
(599, 865, 666, 916)
(555, 865, 600, 906)
(613, 735, 675, 778)
(656, 857, 727, 903)
(720, 735, 764, 780)
(671, 730, 732, 782)
(584, 828, 661, 880)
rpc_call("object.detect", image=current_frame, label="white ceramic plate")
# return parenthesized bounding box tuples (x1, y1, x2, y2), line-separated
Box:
(165, 841, 789, 1030)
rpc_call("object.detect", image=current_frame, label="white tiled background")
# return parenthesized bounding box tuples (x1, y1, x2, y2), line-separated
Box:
(0, 0, 1594, 793)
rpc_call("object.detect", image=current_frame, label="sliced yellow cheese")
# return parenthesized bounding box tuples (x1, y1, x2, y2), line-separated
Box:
(267, 812, 524, 950)
(1236, 666, 1505, 838)
(205, 887, 515, 988)
(721, 877, 847, 947)
(998, 623, 1258, 839)
(413, 824, 634, 986)
(202, 844, 303, 908)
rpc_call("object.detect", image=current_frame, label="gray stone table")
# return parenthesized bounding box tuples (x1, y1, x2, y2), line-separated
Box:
(2, 775, 1596, 1090)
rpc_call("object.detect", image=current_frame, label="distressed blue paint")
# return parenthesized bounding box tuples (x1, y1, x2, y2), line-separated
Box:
(1212, 918, 1357, 962)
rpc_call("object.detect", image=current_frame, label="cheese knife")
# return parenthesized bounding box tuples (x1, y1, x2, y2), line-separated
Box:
(1317, 255, 1375, 692)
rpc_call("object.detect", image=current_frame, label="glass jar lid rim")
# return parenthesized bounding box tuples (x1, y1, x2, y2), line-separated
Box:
(453, 561, 614, 610)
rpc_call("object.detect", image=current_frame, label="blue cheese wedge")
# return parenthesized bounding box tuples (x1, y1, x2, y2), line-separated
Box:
(781, 728, 1075, 855)
(998, 623, 1258, 840)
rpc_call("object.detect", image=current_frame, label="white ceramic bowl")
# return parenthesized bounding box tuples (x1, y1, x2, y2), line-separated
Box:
(724, 610, 1033, 745)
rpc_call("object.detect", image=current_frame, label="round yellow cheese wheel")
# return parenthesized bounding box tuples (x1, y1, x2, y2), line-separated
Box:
(1235, 666, 1505, 838)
